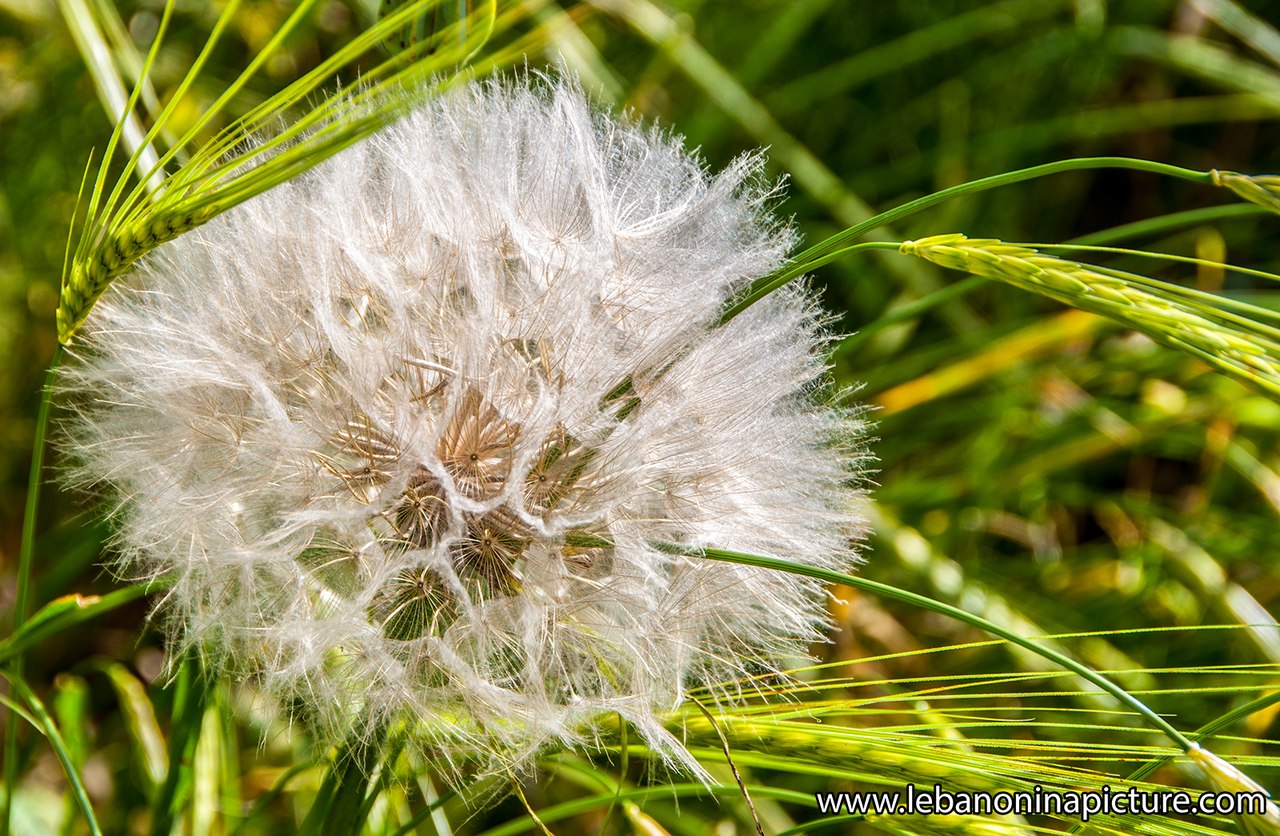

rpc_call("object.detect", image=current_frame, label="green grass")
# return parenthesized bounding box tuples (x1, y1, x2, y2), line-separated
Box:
(4, 0, 1280, 833)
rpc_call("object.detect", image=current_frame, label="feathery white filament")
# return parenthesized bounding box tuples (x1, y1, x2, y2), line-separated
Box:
(60, 78, 867, 777)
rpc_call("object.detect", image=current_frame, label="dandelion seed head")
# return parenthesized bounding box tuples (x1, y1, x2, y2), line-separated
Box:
(60, 78, 868, 777)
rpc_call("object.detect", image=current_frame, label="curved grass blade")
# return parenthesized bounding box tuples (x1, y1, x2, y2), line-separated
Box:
(714, 155, 1280, 327)
(149, 659, 206, 836)
(1, 348, 62, 836)
(192, 699, 223, 836)
(102, 663, 167, 796)
(58, 0, 164, 191)
(229, 761, 316, 836)
(658, 543, 1192, 751)
(0, 584, 150, 665)
(1, 673, 103, 836)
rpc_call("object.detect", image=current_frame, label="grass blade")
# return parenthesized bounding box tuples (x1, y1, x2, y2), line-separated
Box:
(1, 348, 62, 836)
(103, 663, 168, 796)
(2, 673, 103, 836)
(662, 542, 1193, 751)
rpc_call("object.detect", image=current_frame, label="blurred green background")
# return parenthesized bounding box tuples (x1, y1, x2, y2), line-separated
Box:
(3, 0, 1280, 832)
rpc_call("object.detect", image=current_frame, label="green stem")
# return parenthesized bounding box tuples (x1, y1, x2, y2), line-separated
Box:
(719, 156, 1218, 324)
(302, 722, 388, 836)
(477, 782, 814, 836)
(149, 659, 206, 836)
(14, 349, 62, 630)
(388, 784, 459, 836)
(230, 761, 315, 836)
(1128, 688, 1280, 785)
(1064, 688, 1280, 835)
(667, 544, 1194, 752)
(2, 348, 64, 836)
(3, 675, 102, 836)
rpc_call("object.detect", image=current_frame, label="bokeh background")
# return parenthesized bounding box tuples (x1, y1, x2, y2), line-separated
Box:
(3, 0, 1280, 832)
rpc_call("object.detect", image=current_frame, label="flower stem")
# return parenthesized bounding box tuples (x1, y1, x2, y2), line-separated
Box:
(149, 659, 207, 836)
(2, 347, 64, 836)
(668, 543, 1195, 752)
(302, 722, 389, 836)
(719, 156, 1218, 324)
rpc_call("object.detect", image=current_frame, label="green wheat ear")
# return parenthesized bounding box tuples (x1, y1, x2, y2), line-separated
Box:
(1213, 169, 1280, 214)
(56, 0, 535, 345)
(901, 234, 1280, 398)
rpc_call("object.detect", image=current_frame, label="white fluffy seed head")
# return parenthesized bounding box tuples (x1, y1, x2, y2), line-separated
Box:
(58, 77, 868, 777)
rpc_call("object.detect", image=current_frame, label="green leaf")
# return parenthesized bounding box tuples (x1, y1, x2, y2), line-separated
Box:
(103, 662, 168, 794)
(149, 659, 207, 836)
(0, 584, 150, 665)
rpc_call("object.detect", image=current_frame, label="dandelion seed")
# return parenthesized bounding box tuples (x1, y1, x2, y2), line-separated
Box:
(59, 78, 867, 777)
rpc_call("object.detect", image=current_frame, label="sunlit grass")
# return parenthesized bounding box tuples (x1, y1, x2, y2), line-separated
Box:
(2, 1, 1280, 833)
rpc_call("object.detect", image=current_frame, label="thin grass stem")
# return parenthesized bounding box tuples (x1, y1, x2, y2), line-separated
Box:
(664, 544, 1194, 751)
(719, 157, 1219, 324)
(1, 674, 102, 836)
(1, 348, 63, 836)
